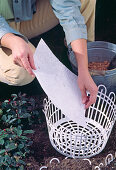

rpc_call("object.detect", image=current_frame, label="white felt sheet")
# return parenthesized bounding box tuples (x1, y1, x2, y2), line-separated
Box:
(33, 39, 86, 126)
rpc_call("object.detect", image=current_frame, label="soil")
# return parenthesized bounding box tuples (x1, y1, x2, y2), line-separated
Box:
(25, 101, 116, 170)
(88, 61, 110, 71)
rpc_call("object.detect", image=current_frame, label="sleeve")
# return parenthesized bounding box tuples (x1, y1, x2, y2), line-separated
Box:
(50, 0, 87, 45)
(0, 15, 28, 44)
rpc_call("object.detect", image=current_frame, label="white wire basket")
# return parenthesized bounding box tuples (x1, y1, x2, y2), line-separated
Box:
(43, 85, 116, 158)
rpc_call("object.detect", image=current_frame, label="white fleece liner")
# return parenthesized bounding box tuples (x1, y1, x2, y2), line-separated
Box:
(33, 39, 86, 126)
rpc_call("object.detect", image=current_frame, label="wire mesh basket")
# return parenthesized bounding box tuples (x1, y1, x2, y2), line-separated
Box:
(43, 85, 116, 158)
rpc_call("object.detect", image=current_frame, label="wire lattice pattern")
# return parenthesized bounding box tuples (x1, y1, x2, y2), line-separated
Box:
(43, 85, 116, 158)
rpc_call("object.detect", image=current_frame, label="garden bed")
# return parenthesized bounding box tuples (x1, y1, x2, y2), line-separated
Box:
(0, 93, 115, 170)
(25, 99, 116, 170)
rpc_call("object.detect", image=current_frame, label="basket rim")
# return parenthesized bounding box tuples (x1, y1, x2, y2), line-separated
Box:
(87, 41, 116, 51)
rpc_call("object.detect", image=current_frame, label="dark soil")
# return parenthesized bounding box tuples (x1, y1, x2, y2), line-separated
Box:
(25, 107, 116, 170)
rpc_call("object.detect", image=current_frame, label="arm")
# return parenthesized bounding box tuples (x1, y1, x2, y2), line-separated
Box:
(71, 39, 98, 109)
(0, 16, 28, 44)
(0, 16, 36, 76)
(50, 0, 98, 109)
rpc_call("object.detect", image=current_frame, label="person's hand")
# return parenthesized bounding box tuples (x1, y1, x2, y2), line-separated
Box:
(11, 36, 36, 77)
(71, 39, 98, 109)
(77, 70, 98, 109)
(1, 33, 36, 77)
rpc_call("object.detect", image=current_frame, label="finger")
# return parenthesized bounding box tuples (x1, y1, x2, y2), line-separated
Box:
(85, 96, 90, 105)
(21, 55, 35, 76)
(80, 88, 88, 104)
(85, 85, 98, 109)
(28, 50, 36, 70)
(85, 94, 97, 109)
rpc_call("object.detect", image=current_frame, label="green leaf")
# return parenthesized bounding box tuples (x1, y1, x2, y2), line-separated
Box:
(21, 101, 27, 104)
(0, 109, 3, 115)
(11, 94, 17, 98)
(11, 157, 17, 167)
(0, 133, 8, 138)
(17, 119, 21, 124)
(0, 130, 3, 135)
(6, 143, 17, 151)
(5, 167, 14, 170)
(11, 94, 18, 101)
(20, 113, 31, 118)
(0, 156, 4, 163)
(14, 151, 23, 156)
(2, 115, 7, 121)
(23, 130, 34, 134)
(6, 115, 13, 123)
(0, 149, 6, 154)
(5, 155, 11, 164)
(12, 135, 17, 139)
(24, 148, 30, 154)
(4, 100, 9, 103)
(0, 139, 4, 145)
(18, 143, 24, 149)
(3, 161, 8, 166)
(22, 152, 26, 157)
(27, 141, 33, 146)
(17, 129, 22, 136)
(6, 109, 11, 113)
(5, 168, 10, 170)
(20, 136, 28, 140)
(18, 109, 22, 114)
(9, 118, 17, 124)
(18, 165, 24, 170)
(17, 159, 26, 165)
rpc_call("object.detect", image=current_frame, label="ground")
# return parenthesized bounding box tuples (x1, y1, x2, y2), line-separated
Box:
(24, 110, 116, 169)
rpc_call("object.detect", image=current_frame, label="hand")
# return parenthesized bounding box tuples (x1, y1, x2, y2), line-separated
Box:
(71, 39, 98, 109)
(1, 33, 36, 77)
(77, 71, 98, 109)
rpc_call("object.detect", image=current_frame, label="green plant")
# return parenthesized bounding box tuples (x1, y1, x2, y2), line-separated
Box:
(0, 93, 41, 129)
(0, 126, 34, 170)
(0, 93, 43, 169)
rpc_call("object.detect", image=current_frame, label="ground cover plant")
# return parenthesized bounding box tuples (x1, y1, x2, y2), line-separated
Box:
(0, 93, 42, 170)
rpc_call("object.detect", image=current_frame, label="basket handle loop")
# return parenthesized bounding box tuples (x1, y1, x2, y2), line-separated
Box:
(83, 159, 91, 166)
(105, 153, 114, 166)
(40, 166, 47, 170)
(94, 166, 100, 170)
(50, 158, 60, 164)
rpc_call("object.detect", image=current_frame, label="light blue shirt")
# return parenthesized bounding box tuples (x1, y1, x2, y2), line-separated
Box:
(0, 0, 87, 45)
